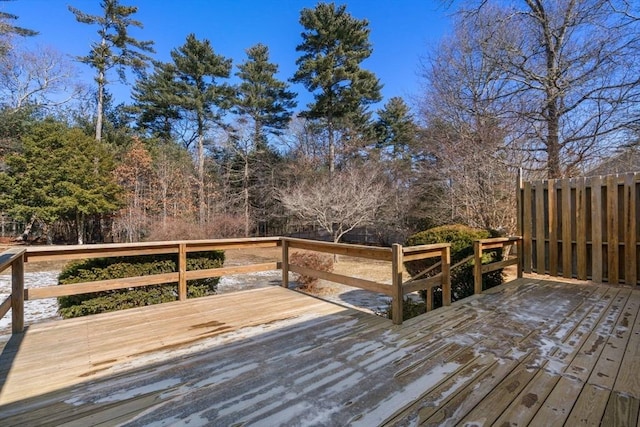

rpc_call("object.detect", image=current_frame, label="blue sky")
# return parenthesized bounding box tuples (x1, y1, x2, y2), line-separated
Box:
(5, 0, 452, 112)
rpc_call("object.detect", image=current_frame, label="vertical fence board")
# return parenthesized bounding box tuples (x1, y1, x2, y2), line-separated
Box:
(548, 179, 558, 276)
(576, 178, 587, 280)
(562, 179, 572, 278)
(624, 173, 637, 285)
(607, 175, 619, 284)
(591, 176, 603, 283)
(523, 181, 533, 273)
(535, 182, 546, 274)
(519, 174, 636, 285)
(516, 169, 524, 276)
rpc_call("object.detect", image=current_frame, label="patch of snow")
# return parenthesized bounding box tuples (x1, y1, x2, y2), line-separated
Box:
(95, 378, 182, 403)
(216, 270, 282, 293)
(0, 270, 61, 338)
(193, 362, 259, 388)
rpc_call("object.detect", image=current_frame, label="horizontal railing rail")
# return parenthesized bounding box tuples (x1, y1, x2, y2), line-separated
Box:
(1, 235, 523, 333)
(473, 237, 523, 294)
(400, 244, 451, 316)
(280, 237, 394, 296)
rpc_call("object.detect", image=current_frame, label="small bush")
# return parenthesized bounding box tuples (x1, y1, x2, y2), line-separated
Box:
(57, 251, 224, 318)
(289, 251, 334, 293)
(405, 224, 504, 308)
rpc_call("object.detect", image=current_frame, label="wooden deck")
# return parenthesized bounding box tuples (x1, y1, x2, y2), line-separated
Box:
(0, 278, 638, 426)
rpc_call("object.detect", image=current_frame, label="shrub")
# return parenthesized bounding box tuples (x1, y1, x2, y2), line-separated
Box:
(404, 224, 504, 308)
(289, 251, 334, 293)
(57, 251, 224, 318)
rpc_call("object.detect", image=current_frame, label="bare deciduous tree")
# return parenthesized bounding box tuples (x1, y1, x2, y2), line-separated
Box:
(419, 13, 519, 231)
(427, 0, 640, 178)
(0, 45, 86, 111)
(279, 168, 389, 244)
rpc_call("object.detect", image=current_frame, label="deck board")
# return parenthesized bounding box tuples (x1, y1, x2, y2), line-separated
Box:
(0, 278, 638, 426)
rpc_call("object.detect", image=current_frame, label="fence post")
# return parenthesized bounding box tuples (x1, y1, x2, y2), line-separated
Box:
(516, 168, 523, 276)
(516, 238, 523, 278)
(442, 246, 451, 306)
(178, 243, 187, 301)
(391, 243, 403, 325)
(281, 239, 289, 288)
(11, 254, 24, 334)
(473, 241, 483, 294)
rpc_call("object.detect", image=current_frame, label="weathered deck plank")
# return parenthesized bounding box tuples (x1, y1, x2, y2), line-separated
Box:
(0, 278, 638, 426)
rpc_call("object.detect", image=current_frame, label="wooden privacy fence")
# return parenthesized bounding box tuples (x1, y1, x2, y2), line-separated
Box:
(1, 235, 522, 332)
(519, 172, 639, 285)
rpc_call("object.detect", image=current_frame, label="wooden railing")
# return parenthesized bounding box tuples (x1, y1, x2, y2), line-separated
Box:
(1, 238, 281, 334)
(473, 237, 523, 294)
(0, 247, 25, 334)
(1, 236, 522, 333)
(280, 237, 451, 325)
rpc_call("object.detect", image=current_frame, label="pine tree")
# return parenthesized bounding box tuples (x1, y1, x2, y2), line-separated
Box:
(233, 43, 296, 236)
(374, 97, 418, 165)
(0, 0, 37, 56)
(293, 2, 382, 173)
(0, 120, 120, 243)
(132, 61, 182, 141)
(235, 43, 297, 144)
(69, 0, 154, 141)
(168, 34, 233, 225)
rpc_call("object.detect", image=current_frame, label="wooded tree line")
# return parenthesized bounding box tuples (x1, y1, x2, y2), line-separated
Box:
(0, 0, 639, 245)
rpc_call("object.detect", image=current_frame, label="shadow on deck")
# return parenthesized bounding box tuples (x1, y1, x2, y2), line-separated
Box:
(0, 278, 638, 426)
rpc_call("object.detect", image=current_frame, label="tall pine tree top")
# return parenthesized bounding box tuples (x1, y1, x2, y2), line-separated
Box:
(69, 0, 154, 141)
(69, 0, 154, 83)
(293, 2, 382, 121)
(235, 43, 297, 140)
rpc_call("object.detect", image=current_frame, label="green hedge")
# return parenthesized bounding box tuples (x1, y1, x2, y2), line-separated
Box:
(404, 224, 504, 308)
(57, 251, 224, 318)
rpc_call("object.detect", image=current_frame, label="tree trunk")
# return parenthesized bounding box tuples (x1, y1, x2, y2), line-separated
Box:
(545, 45, 562, 179)
(77, 212, 85, 245)
(328, 117, 335, 174)
(95, 73, 104, 142)
(243, 155, 250, 237)
(18, 217, 36, 242)
(197, 119, 206, 225)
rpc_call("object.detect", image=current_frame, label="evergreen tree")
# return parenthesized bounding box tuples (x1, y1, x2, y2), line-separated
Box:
(374, 97, 418, 166)
(132, 61, 182, 141)
(292, 2, 382, 172)
(233, 43, 296, 236)
(69, 0, 154, 141)
(235, 43, 297, 144)
(0, 1, 38, 56)
(168, 33, 233, 225)
(0, 120, 121, 243)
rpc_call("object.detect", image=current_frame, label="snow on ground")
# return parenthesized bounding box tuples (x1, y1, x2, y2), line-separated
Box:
(0, 270, 61, 340)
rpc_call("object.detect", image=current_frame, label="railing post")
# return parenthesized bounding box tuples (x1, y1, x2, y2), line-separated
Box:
(516, 238, 523, 278)
(178, 243, 187, 301)
(473, 241, 483, 294)
(391, 243, 403, 325)
(442, 246, 451, 306)
(11, 254, 24, 334)
(281, 239, 289, 288)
